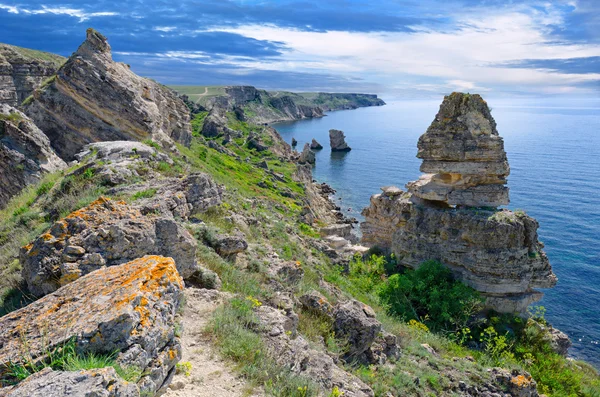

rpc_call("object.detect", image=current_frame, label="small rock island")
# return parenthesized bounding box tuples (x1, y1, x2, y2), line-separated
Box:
(329, 129, 351, 152)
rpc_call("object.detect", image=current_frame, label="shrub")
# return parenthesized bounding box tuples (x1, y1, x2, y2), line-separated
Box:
(378, 260, 483, 333)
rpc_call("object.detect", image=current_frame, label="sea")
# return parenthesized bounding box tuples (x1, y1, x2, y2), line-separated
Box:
(273, 98, 600, 367)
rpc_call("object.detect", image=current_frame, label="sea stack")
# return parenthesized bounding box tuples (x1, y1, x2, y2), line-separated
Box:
(298, 142, 316, 164)
(310, 138, 323, 150)
(329, 129, 351, 152)
(361, 92, 557, 313)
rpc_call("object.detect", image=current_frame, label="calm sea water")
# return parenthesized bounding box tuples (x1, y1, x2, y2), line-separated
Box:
(273, 98, 600, 367)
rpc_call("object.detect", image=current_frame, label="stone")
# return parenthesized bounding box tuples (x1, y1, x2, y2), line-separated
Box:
(291, 137, 298, 147)
(408, 92, 509, 207)
(0, 256, 183, 395)
(247, 132, 268, 152)
(212, 235, 248, 259)
(298, 142, 316, 164)
(360, 93, 557, 313)
(0, 104, 66, 208)
(310, 138, 323, 150)
(186, 266, 222, 290)
(329, 129, 351, 152)
(490, 368, 539, 397)
(255, 305, 374, 397)
(0, 43, 64, 106)
(270, 261, 305, 285)
(548, 327, 572, 357)
(21, 197, 200, 296)
(333, 299, 381, 361)
(2, 367, 140, 397)
(23, 29, 191, 160)
(299, 290, 332, 315)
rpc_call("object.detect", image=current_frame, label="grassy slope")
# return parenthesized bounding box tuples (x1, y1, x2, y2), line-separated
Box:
(0, 43, 65, 68)
(0, 113, 598, 395)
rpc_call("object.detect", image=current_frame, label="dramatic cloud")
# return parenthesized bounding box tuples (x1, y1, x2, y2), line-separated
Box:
(0, 0, 598, 96)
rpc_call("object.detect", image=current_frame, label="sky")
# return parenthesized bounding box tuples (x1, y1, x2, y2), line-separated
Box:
(0, 0, 599, 98)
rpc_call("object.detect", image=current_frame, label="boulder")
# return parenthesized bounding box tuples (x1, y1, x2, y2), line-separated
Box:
(212, 235, 248, 259)
(0, 104, 66, 208)
(21, 197, 199, 296)
(291, 137, 298, 147)
(310, 138, 323, 150)
(548, 327, 572, 357)
(0, 256, 183, 395)
(2, 367, 140, 397)
(329, 129, 351, 152)
(333, 299, 381, 361)
(247, 132, 268, 152)
(298, 143, 316, 164)
(490, 368, 539, 397)
(299, 290, 332, 315)
(23, 29, 191, 160)
(255, 305, 373, 397)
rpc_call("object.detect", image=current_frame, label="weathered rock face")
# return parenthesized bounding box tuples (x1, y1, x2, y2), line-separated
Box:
(329, 129, 351, 152)
(0, 104, 66, 208)
(0, 256, 183, 395)
(361, 93, 557, 313)
(24, 29, 191, 160)
(2, 367, 141, 397)
(255, 305, 374, 397)
(21, 197, 199, 296)
(0, 43, 64, 106)
(407, 92, 509, 207)
(298, 142, 316, 164)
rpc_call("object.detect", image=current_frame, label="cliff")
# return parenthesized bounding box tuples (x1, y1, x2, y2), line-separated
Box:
(361, 93, 557, 313)
(0, 43, 64, 106)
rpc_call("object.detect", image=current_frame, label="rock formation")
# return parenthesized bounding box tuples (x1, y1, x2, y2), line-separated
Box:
(310, 138, 323, 150)
(329, 129, 351, 152)
(23, 29, 191, 160)
(21, 197, 199, 296)
(291, 137, 298, 147)
(0, 43, 64, 106)
(361, 93, 557, 313)
(298, 142, 316, 164)
(0, 256, 183, 395)
(0, 104, 66, 208)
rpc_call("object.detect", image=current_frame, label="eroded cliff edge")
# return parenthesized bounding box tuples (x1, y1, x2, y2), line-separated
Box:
(361, 92, 557, 313)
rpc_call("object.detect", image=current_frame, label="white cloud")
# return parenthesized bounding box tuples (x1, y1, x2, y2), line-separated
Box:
(201, 6, 600, 95)
(0, 4, 117, 22)
(153, 26, 177, 32)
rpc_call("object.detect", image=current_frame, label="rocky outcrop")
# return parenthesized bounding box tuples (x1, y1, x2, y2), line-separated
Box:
(298, 142, 316, 164)
(21, 197, 199, 296)
(329, 129, 351, 152)
(23, 29, 191, 160)
(310, 138, 323, 150)
(0, 43, 64, 106)
(361, 93, 557, 313)
(0, 256, 183, 395)
(255, 305, 374, 396)
(3, 367, 140, 397)
(0, 104, 66, 208)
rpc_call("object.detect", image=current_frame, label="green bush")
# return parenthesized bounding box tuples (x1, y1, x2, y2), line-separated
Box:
(378, 260, 483, 333)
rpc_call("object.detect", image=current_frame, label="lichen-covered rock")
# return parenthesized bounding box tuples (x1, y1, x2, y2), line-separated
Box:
(490, 368, 539, 397)
(408, 92, 509, 207)
(329, 129, 351, 152)
(255, 305, 373, 397)
(21, 197, 199, 296)
(299, 290, 332, 315)
(0, 43, 64, 106)
(0, 256, 183, 395)
(0, 104, 66, 208)
(298, 143, 316, 164)
(2, 367, 140, 397)
(23, 29, 191, 160)
(333, 299, 381, 361)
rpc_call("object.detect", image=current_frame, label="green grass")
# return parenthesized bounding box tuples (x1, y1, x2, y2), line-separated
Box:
(0, 112, 23, 123)
(1, 43, 65, 68)
(131, 188, 158, 201)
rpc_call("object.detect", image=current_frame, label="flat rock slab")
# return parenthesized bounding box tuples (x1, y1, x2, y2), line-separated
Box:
(0, 255, 183, 395)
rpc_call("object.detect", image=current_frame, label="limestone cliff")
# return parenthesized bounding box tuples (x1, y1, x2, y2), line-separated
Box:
(24, 29, 191, 160)
(0, 43, 64, 106)
(361, 93, 557, 313)
(0, 104, 66, 208)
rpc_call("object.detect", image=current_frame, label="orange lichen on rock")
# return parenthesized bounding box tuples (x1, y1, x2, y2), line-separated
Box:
(511, 374, 532, 388)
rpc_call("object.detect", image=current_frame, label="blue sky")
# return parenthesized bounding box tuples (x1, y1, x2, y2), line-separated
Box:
(0, 0, 599, 98)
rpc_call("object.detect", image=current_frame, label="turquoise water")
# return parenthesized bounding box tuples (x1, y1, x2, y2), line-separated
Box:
(273, 98, 600, 366)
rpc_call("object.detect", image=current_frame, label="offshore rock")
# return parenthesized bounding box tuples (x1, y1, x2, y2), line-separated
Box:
(24, 29, 191, 160)
(0, 43, 64, 106)
(21, 197, 199, 296)
(255, 305, 374, 397)
(310, 138, 323, 150)
(0, 104, 66, 208)
(0, 256, 183, 395)
(361, 93, 556, 313)
(329, 129, 351, 152)
(408, 92, 509, 207)
(298, 142, 316, 164)
(2, 367, 140, 397)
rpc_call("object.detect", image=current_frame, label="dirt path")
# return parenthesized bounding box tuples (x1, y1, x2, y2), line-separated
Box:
(163, 288, 263, 397)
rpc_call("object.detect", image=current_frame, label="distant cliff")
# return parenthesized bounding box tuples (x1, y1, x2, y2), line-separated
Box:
(0, 43, 65, 106)
(171, 85, 385, 125)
